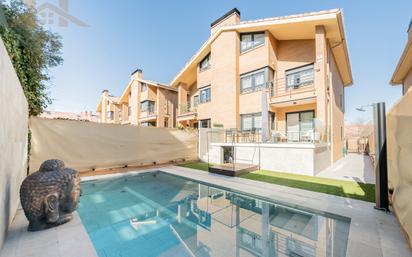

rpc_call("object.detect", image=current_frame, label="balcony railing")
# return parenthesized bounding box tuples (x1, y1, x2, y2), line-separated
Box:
(269, 77, 315, 98)
(140, 107, 156, 117)
(179, 103, 197, 115)
(207, 125, 326, 145)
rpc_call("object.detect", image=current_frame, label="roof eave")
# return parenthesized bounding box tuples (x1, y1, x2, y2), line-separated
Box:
(170, 9, 351, 87)
(390, 38, 412, 86)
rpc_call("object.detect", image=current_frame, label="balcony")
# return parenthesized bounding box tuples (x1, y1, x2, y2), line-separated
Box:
(179, 103, 197, 115)
(269, 71, 316, 107)
(139, 107, 157, 122)
(177, 103, 197, 123)
(208, 125, 325, 145)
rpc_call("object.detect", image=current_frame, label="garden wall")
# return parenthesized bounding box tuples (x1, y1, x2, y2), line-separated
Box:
(29, 117, 198, 173)
(387, 89, 412, 248)
(0, 38, 28, 249)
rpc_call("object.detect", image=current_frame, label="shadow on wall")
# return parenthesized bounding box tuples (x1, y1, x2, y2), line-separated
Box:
(0, 36, 29, 250)
(29, 117, 198, 173)
(1, 175, 11, 248)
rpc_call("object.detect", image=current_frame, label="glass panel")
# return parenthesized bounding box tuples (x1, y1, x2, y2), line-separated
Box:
(193, 96, 199, 106)
(242, 115, 252, 130)
(200, 88, 211, 103)
(300, 111, 314, 134)
(286, 64, 314, 88)
(200, 55, 210, 70)
(270, 112, 275, 130)
(254, 114, 262, 130)
(241, 34, 252, 52)
(240, 75, 252, 91)
(254, 71, 265, 87)
(286, 113, 300, 141)
(253, 33, 265, 47)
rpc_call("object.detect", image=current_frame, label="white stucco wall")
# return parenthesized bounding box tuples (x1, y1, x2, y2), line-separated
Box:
(0, 38, 28, 249)
(208, 143, 331, 176)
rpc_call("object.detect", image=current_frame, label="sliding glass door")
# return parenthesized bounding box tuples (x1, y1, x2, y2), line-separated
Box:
(286, 111, 314, 142)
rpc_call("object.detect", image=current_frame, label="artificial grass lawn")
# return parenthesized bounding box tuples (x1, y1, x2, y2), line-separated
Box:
(178, 161, 210, 171)
(178, 162, 375, 202)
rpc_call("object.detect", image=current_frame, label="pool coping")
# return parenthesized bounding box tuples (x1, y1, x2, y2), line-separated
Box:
(2, 165, 409, 257)
(82, 165, 411, 257)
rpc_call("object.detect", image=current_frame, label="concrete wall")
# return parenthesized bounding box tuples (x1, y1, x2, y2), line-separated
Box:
(207, 143, 328, 176)
(0, 38, 28, 249)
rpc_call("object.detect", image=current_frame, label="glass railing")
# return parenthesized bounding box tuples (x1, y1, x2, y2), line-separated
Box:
(179, 103, 197, 115)
(208, 124, 326, 144)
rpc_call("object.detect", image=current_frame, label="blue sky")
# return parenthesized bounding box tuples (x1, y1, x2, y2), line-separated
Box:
(43, 0, 411, 123)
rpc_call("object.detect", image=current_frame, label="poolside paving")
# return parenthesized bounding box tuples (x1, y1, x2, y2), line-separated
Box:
(0, 165, 410, 257)
(316, 153, 375, 184)
(0, 208, 97, 257)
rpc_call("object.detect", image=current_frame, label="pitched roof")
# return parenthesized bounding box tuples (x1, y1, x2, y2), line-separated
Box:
(119, 78, 177, 104)
(170, 9, 352, 87)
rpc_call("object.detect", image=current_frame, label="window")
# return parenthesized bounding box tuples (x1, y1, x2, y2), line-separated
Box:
(240, 32, 265, 53)
(286, 64, 314, 88)
(128, 106, 132, 117)
(140, 100, 155, 113)
(270, 112, 275, 130)
(241, 113, 262, 131)
(141, 121, 156, 127)
(286, 110, 314, 141)
(199, 119, 211, 128)
(199, 53, 210, 71)
(199, 87, 211, 104)
(193, 95, 199, 107)
(141, 83, 147, 92)
(240, 68, 266, 93)
(107, 111, 114, 120)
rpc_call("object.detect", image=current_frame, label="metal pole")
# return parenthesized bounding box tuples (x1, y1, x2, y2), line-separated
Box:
(373, 102, 389, 211)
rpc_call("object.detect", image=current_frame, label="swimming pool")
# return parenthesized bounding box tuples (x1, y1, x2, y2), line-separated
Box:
(78, 171, 350, 257)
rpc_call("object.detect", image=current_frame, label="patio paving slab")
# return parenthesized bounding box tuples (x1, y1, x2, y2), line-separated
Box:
(0, 208, 97, 257)
(316, 153, 375, 183)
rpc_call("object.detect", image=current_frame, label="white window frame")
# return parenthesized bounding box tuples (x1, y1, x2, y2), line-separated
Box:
(240, 32, 265, 53)
(285, 64, 314, 89)
(240, 113, 262, 131)
(199, 53, 211, 71)
(199, 86, 211, 104)
(240, 68, 266, 94)
(140, 100, 155, 113)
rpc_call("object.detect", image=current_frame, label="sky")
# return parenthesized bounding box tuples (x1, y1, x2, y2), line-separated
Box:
(40, 0, 411, 124)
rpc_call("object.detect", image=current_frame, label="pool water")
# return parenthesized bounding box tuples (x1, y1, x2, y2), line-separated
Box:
(78, 172, 350, 257)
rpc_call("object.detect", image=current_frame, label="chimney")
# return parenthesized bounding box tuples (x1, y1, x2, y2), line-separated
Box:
(408, 18, 412, 39)
(131, 68, 143, 79)
(102, 89, 109, 98)
(210, 8, 240, 35)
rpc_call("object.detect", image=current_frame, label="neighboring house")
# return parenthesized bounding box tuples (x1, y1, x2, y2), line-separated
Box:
(117, 69, 177, 127)
(40, 110, 98, 122)
(171, 8, 353, 165)
(96, 90, 122, 124)
(344, 123, 373, 154)
(390, 19, 412, 95)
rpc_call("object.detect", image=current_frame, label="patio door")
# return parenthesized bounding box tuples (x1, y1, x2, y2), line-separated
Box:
(286, 113, 300, 141)
(286, 111, 315, 142)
